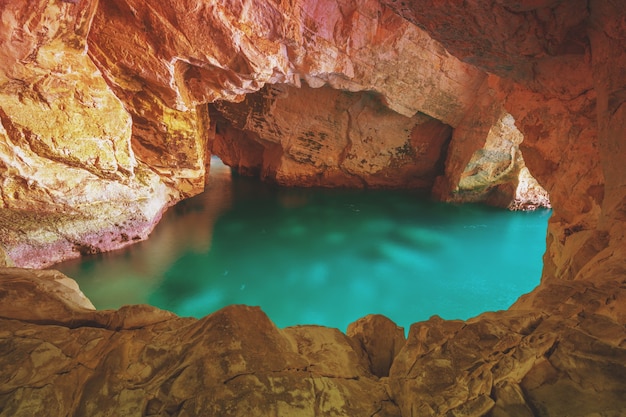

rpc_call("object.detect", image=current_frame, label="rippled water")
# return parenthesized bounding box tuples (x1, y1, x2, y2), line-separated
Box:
(55, 159, 551, 332)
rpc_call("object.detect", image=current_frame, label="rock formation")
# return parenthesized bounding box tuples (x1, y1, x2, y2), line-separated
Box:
(0, 0, 547, 267)
(1, 0, 625, 415)
(1, 265, 624, 416)
(0, 268, 402, 417)
(0, 0, 172, 268)
(211, 83, 452, 188)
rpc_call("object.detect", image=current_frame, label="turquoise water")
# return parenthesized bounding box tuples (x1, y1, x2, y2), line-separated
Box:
(55, 160, 551, 332)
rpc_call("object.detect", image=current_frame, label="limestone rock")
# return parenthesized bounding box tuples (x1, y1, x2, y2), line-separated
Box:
(347, 314, 406, 377)
(454, 111, 524, 207)
(382, 0, 591, 91)
(0, 0, 528, 268)
(383, 0, 603, 282)
(510, 167, 551, 211)
(388, 310, 626, 417)
(435, 109, 549, 209)
(282, 325, 374, 380)
(2, 266, 625, 416)
(0, 268, 96, 320)
(0, 268, 400, 417)
(211, 83, 452, 188)
(0, 245, 13, 267)
(431, 75, 550, 210)
(1, 0, 626, 415)
(87, 0, 486, 122)
(490, 381, 535, 417)
(86, 0, 508, 195)
(0, 0, 174, 268)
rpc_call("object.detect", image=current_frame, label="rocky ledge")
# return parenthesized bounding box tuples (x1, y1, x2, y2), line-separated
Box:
(0, 267, 624, 416)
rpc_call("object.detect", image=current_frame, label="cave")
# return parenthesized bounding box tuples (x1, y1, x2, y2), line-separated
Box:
(1, 0, 625, 416)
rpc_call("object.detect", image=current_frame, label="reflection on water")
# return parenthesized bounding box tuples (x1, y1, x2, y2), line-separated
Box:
(55, 157, 551, 332)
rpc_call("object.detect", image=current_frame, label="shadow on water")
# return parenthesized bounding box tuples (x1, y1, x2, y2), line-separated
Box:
(55, 158, 551, 332)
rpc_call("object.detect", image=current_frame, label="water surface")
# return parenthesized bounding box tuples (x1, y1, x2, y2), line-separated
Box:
(55, 159, 550, 332)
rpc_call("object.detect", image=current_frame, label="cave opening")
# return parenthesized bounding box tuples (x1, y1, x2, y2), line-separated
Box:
(55, 153, 551, 333)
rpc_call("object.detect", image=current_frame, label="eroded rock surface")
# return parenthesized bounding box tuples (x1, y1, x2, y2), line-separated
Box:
(0, 0, 173, 267)
(1, 268, 624, 416)
(347, 314, 406, 378)
(1, 0, 626, 415)
(435, 109, 550, 209)
(211, 83, 452, 188)
(0, 268, 400, 417)
(0, 0, 544, 267)
(382, 0, 604, 284)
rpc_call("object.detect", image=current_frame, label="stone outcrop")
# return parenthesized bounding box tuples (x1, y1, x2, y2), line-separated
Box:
(347, 314, 406, 378)
(0, 268, 400, 417)
(1, 268, 624, 416)
(0, 0, 174, 268)
(434, 109, 549, 209)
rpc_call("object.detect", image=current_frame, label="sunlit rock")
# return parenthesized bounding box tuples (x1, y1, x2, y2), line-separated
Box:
(0, 0, 173, 267)
(436, 110, 550, 209)
(511, 167, 551, 211)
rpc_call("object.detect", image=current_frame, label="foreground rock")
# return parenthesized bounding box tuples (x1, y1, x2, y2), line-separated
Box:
(1, 268, 624, 416)
(0, 268, 398, 417)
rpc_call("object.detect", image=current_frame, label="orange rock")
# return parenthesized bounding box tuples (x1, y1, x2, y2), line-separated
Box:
(0, 0, 172, 267)
(1, 0, 626, 414)
(347, 314, 406, 377)
(211, 83, 452, 188)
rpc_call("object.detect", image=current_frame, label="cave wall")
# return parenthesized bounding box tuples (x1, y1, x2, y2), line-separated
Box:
(0, 0, 625, 415)
(211, 83, 452, 188)
(0, 0, 172, 267)
(381, 0, 605, 285)
(0, 0, 544, 267)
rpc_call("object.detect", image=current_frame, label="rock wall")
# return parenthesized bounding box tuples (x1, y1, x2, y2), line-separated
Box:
(381, 0, 604, 284)
(0, 0, 173, 267)
(0, 0, 543, 267)
(211, 83, 452, 188)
